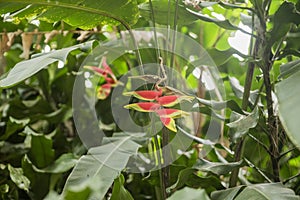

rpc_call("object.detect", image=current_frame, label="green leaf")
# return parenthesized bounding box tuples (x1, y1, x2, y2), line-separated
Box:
(36, 153, 77, 174)
(0, 41, 94, 88)
(0, 41, 93, 88)
(196, 97, 244, 114)
(167, 187, 210, 200)
(207, 48, 245, 66)
(167, 168, 225, 193)
(211, 186, 244, 200)
(8, 164, 30, 192)
(193, 159, 244, 176)
(276, 70, 300, 148)
(62, 136, 140, 199)
(229, 77, 258, 105)
(269, 2, 300, 47)
(212, 183, 299, 200)
(227, 107, 259, 143)
(279, 59, 300, 79)
(0, 117, 30, 141)
(27, 132, 55, 169)
(186, 9, 239, 30)
(139, 0, 198, 25)
(111, 174, 134, 200)
(0, 0, 139, 29)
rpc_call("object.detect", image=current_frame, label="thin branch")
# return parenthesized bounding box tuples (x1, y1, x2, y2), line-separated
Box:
(283, 172, 300, 184)
(244, 158, 272, 183)
(247, 133, 272, 155)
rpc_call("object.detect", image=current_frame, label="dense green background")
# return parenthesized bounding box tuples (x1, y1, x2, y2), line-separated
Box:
(1, 0, 300, 199)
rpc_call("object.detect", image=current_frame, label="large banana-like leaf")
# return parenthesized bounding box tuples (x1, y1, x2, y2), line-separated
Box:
(276, 70, 300, 148)
(0, 0, 139, 29)
(61, 136, 140, 199)
(0, 41, 94, 88)
(211, 183, 299, 200)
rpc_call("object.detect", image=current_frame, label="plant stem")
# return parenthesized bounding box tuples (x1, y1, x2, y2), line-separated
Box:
(229, 13, 256, 188)
(161, 127, 170, 199)
(259, 0, 280, 181)
(229, 139, 244, 187)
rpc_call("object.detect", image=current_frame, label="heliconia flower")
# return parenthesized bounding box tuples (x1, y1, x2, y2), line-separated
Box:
(84, 57, 118, 83)
(97, 83, 112, 100)
(124, 102, 161, 112)
(159, 116, 177, 132)
(155, 108, 189, 118)
(156, 95, 194, 107)
(123, 89, 163, 101)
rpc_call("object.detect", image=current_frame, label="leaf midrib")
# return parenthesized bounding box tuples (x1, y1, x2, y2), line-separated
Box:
(93, 136, 132, 176)
(3, 0, 131, 29)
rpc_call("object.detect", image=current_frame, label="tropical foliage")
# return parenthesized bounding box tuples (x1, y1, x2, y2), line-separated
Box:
(1, 0, 300, 199)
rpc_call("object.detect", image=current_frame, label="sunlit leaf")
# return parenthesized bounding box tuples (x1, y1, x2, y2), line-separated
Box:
(0, 0, 139, 29)
(8, 164, 30, 192)
(0, 41, 94, 88)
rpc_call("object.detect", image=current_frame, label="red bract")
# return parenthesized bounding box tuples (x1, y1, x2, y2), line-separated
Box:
(155, 108, 189, 118)
(123, 89, 162, 101)
(159, 116, 176, 132)
(84, 57, 121, 100)
(157, 95, 194, 107)
(124, 102, 161, 112)
(156, 95, 178, 106)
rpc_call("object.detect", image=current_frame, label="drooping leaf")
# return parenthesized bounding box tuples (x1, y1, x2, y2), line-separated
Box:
(227, 107, 259, 143)
(27, 132, 55, 169)
(0, 41, 94, 88)
(62, 136, 140, 199)
(195, 97, 244, 114)
(193, 159, 244, 176)
(207, 48, 244, 66)
(0, 0, 139, 29)
(276, 70, 300, 148)
(167, 187, 210, 200)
